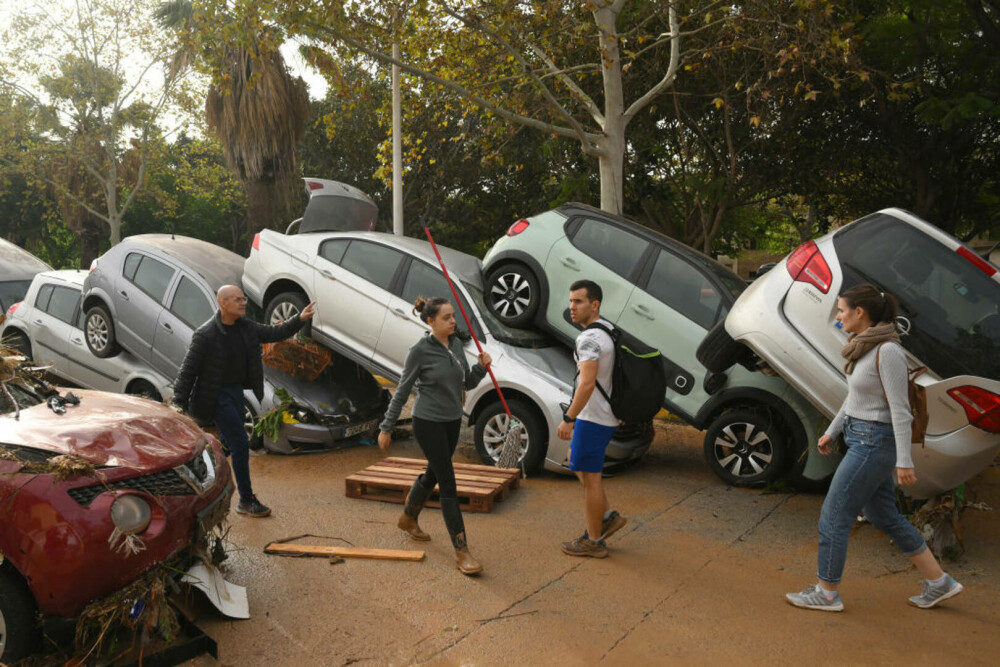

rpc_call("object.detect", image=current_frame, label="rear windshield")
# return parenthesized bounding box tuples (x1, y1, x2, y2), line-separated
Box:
(0, 280, 31, 311)
(834, 213, 1000, 380)
(299, 196, 378, 234)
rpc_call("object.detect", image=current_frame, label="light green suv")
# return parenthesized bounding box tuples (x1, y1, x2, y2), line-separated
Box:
(482, 202, 838, 489)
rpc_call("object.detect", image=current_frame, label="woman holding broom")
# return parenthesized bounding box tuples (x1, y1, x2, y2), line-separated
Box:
(377, 296, 491, 575)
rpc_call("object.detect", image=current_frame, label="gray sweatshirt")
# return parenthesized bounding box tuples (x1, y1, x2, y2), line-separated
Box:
(824, 341, 914, 468)
(379, 333, 488, 432)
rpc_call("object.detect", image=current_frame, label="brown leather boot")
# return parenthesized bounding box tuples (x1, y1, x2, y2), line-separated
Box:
(452, 532, 483, 575)
(398, 477, 432, 541)
(397, 512, 430, 541)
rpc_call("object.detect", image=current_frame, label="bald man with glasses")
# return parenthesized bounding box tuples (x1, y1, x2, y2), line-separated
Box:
(173, 285, 315, 517)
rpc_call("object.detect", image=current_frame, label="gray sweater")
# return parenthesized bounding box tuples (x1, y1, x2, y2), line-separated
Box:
(379, 333, 488, 432)
(824, 341, 914, 468)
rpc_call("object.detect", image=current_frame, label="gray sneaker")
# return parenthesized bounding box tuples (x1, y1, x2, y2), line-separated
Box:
(909, 576, 964, 609)
(785, 584, 844, 612)
(561, 536, 609, 558)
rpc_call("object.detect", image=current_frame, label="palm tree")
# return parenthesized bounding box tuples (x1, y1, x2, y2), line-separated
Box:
(157, 1, 310, 237)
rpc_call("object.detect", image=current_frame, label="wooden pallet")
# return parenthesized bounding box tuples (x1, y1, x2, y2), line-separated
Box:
(345, 457, 521, 513)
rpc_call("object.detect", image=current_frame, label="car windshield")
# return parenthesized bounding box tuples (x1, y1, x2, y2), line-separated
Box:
(834, 213, 1000, 380)
(0, 381, 44, 414)
(463, 282, 555, 348)
(0, 280, 31, 311)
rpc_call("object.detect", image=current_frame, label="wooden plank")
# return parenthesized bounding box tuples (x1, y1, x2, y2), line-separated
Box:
(264, 543, 424, 561)
(386, 457, 520, 476)
(364, 464, 514, 486)
(346, 473, 498, 498)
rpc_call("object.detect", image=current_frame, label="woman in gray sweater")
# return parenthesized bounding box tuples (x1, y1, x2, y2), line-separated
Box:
(377, 297, 491, 575)
(786, 284, 963, 611)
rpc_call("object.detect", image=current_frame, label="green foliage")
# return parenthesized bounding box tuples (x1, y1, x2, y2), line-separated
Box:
(254, 387, 294, 441)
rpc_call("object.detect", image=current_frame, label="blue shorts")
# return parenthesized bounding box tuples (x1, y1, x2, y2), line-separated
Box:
(569, 419, 618, 473)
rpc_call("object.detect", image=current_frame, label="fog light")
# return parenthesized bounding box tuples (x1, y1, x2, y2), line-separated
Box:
(110, 495, 152, 534)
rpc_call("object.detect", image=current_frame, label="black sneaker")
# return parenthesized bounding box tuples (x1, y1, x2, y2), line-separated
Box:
(236, 495, 271, 517)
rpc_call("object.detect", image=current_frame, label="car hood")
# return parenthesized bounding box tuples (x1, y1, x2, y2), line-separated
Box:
(0, 390, 205, 471)
(498, 343, 576, 392)
(265, 363, 383, 416)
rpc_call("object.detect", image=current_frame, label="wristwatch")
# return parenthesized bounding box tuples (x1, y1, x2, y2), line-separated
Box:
(562, 414, 576, 424)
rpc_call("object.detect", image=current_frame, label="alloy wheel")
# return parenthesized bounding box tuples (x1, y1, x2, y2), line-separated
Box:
(270, 301, 300, 325)
(489, 272, 532, 319)
(711, 421, 775, 479)
(86, 314, 109, 352)
(481, 412, 529, 463)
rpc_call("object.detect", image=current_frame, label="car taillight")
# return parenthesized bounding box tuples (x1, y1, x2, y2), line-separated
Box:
(7, 301, 21, 315)
(89, 258, 98, 272)
(306, 180, 323, 191)
(506, 219, 530, 236)
(956, 246, 998, 277)
(947, 386, 1000, 434)
(786, 240, 832, 293)
(252, 233, 261, 251)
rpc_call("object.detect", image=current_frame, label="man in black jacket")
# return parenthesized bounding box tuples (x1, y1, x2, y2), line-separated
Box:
(173, 285, 315, 517)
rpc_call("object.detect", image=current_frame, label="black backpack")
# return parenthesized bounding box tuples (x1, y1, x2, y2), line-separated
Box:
(581, 321, 667, 423)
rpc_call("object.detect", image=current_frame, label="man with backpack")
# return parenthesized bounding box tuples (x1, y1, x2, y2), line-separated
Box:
(557, 280, 628, 558)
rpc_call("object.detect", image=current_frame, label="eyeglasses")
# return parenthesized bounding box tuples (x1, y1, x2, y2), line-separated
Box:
(227, 296, 248, 303)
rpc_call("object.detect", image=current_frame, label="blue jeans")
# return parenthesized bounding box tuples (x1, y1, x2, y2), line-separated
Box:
(817, 416, 926, 584)
(215, 385, 253, 503)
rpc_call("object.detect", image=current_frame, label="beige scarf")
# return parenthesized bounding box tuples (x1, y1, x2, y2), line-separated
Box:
(841, 321, 900, 374)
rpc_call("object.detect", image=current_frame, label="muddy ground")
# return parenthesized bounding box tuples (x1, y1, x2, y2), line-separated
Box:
(187, 422, 1000, 666)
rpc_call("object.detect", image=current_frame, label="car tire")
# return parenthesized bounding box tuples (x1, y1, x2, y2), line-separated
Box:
(484, 263, 540, 328)
(265, 291, 310, 336)
(474, 399, 545, 474)
(243, 399, 264, 451)
(126, 380, 162, 402)
(4, 330, 31, 359)
(84, 304, 121, 358)
(703, 408, 788, 486)
(696, 320, 747, 373)
(0, 565, 41, 663)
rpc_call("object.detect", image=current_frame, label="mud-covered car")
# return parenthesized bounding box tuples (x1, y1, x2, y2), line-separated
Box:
(0, 382, 233, 662)
(708, 208, 1000, 498)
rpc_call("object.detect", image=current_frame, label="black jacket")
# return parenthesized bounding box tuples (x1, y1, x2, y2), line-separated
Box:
(173, 312, 304, 423)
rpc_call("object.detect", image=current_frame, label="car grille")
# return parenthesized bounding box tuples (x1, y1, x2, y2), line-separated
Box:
(67, 449, 216, 506)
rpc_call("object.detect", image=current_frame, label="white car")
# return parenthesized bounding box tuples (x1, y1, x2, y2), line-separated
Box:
(243, 227, 653, 473)
(1, 270, 171, 400)
(707, 208, 1000, 498)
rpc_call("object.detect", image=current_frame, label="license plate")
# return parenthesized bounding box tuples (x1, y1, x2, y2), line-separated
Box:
(344, 419, 377, 437)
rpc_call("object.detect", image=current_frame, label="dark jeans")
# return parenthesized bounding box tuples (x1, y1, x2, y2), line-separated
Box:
(215, 385, 253, 503)
(412, 417, 465, 540)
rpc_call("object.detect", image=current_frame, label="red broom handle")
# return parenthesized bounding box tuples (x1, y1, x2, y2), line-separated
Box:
(423, 227, 513, 418)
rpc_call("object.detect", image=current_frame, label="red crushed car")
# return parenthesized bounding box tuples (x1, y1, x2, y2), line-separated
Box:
(0, 385, 232, 662)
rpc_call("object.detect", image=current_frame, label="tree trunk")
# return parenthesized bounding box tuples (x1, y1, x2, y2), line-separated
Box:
(79, 229, 101, 269)
(246, 179, 278, 237)
(594, 3, 626, 215)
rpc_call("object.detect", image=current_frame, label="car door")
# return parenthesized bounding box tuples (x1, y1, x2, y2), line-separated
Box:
(312, 238, 402, 364)
(618, 247, 730, 416)
(543, 216, 649, 339)
(152, 274, 217, 379)
(113, 252, 177, 361)
(31, 284, 80, 380)
(66, 305, 124, 391)
(377, 257, 483, 376)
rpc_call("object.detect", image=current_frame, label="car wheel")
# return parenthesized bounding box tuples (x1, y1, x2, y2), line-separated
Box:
(4, 330, 31, 359)
(244, 399, 264, 450)
(265, 291, 310, 336)
(703, 408, 788, 486)
(474, 399, 545, 474)
(696, 320, 748, 373)
(485, 263, 540, 328)
(0, 566, 41, 663)
(126, 380, 162, 402)
(84, 304, 120, 358)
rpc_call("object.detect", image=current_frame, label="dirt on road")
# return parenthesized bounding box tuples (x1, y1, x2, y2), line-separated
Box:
(188, 422, 1000, 666)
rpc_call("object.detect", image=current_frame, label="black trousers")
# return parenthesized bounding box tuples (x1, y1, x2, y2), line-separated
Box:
(412, 416, 465, 541)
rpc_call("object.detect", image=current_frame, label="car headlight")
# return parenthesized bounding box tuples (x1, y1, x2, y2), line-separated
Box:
(110, 495, 152, 534)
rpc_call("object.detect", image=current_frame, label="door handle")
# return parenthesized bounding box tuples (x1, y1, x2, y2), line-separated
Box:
(560, 257, 580, 270)
(33, 319, 43, 325)
(71, 337, 83, 345)
(161, 322, 173, 332)
(119, 290, 129, 301)
(319, 269, 336, 280)
(631, 304, 655, 320)
(391, 307, 409, 319)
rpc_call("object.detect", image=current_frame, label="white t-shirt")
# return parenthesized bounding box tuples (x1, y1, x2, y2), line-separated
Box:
(574, 319, 619, 427)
